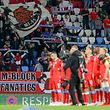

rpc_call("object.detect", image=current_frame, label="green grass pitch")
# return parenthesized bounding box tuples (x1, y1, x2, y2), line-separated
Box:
(0, 105, 110, 110)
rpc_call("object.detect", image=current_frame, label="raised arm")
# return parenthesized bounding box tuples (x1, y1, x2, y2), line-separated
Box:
(4, 50, 10, 56)
(21, 53, 27, 58)
(10, 52, 15, 58)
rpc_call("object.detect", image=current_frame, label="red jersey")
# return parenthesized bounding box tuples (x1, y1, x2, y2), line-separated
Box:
(49, 60, 54, 78)
(99, 57, 109, 81)
(11, 53, 26, 65)
(15, 56, 22, 61)
(93, 55, 100, 77)
(65, 68, 71, 81)
(52, 16, 60, 27)
(99, 60, 106, 81)
(50, 58, 64, 90)
(52, 58, 64, 80)
(103, 18, 110, 28)
(40, 19, 47, 25)
(85, 55, 94, 80)
(90, 11, 97, 21)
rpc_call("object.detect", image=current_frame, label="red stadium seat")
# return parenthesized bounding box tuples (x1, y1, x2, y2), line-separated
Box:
(10, 0, 17, 4)
(18, 0, 25, 3)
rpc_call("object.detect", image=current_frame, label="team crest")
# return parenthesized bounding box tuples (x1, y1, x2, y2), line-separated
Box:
(13, 6, 33, 24)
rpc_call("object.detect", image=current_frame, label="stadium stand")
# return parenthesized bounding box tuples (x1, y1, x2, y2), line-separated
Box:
(0, 0, 109, 72)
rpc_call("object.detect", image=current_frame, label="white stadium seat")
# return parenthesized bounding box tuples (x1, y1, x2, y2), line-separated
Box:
(57, 14, 62, 21)
(73, 22, 81, 27)
(88, 8, 92, 13)
(104, 37, 109, 44)
(70, 15, 77, 22)
(81, 37, 88, 44)
(85, 29, 92, 36)
(74, 8, 80, 15)
(99, 2, 104, 7)
(89, 37, 95, 44)
(77, 15, 83, 22)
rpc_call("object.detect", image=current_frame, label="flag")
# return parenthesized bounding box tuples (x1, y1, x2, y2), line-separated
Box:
(1, 2, 52, 38)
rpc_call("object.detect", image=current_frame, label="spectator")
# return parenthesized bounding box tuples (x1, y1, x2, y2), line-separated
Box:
(41, 47, 49, 58)
(0, 34, 4, 48)
(95, 16, 103, 37)
(34, 28, 42, 38)
(98, 6, 106, 19)
(48, 0, 58, 12)
(10, 52, 27, 67)
(31, 44, 38, 64)
(4, 52, 11, 71)
(4, 18, 11, 36)
(103, 16, 110, 38)
(105, 1, 110, 17)
(5, 35, 11, 48)
(27, 44, 35, 68)
(41, 47, 49, 71)
(11, 36, 20, 49)
(56, 28, 64, 38)
(49, 44, 57, 52)
(10, 60, 17, 71)
(3, 44, 10, 50)
(91, 0, 99, 8)
(59, 0, 66, 11)
(83, 0, 91, 8)
(59, 0, 72, 11)
(42, 28, 52, 38)
(41, 17, 50, 32)
(68, 0, 73, 11)
(0, 51, 5, 71)
(52, 15, 60, 33)
(40, 18, 47, 25)
(0, 15, 4, 34)
(81, 8, 89, 29)
(18, 44, 24, 50)
(34, 59, 43, 72)
(89, 8, 98, 30)
(63, 14, 70, 23)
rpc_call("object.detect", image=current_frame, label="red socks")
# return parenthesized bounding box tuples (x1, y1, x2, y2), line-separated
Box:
(96, 90, 100, 102)
(64, 92, 69, 103)
(84, 92, 89, 104)
(51, 91, 55, 102)
(108, 92, 110, 104)
(100, 90, 104, 102)
(55, 90, 62, 102)
(91, 91, 97, 103)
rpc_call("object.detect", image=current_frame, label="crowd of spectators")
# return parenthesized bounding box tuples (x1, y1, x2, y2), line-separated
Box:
(0, 0, 110, 72)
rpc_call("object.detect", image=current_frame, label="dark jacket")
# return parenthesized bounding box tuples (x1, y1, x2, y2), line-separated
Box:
(64, 50, 82, 77)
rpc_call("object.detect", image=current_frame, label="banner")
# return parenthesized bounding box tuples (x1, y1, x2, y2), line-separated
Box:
(0, 94, 51, 105)
(0, 71, 51, 94)
(0, 2, 52, 37)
